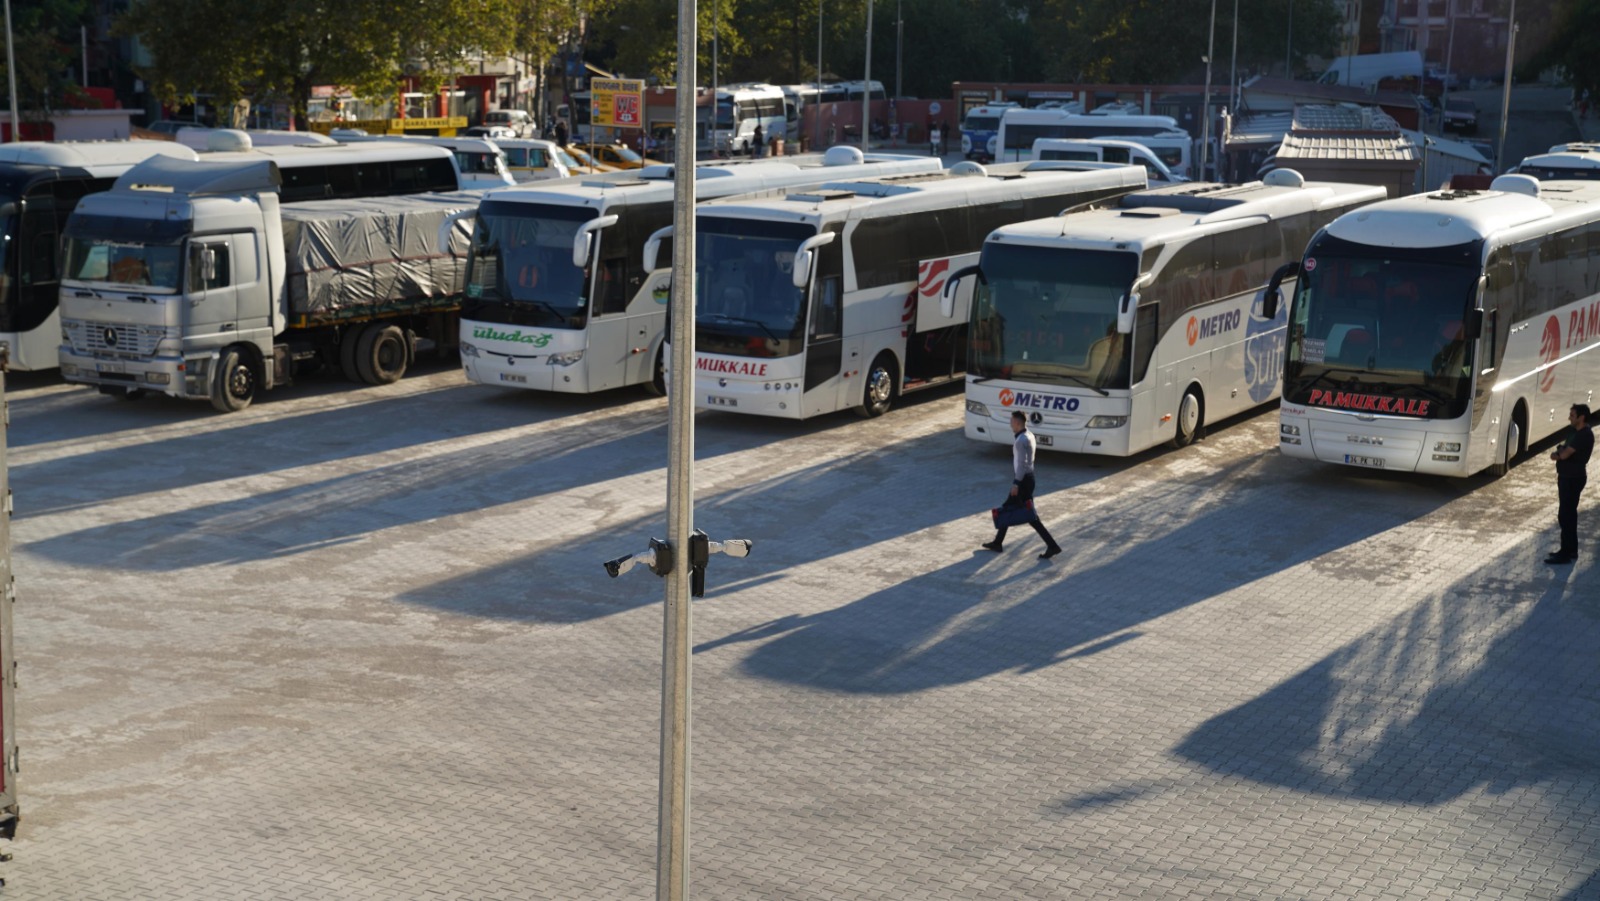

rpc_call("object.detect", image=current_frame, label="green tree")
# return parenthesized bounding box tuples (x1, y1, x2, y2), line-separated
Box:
(118, 0, 523, 125)
(1527, 0, 1596, 97)
(2, 0, 93, 117)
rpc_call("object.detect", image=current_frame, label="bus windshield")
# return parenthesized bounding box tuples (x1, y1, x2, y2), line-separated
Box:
(462, 200, 596, 329)
(695, 218, 814, 358)
(970, 244, 1139, 389)
(1284, 245, 1480, 419)
(62, 236, 183, 293)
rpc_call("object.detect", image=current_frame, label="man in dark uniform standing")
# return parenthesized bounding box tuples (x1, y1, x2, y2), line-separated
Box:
(983, 411, 1064, 560)
(1547, 403, 1593, 565)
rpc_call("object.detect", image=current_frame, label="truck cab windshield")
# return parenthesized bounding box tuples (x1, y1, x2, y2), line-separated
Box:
(463, 200, 595, 329)
(62, 237, 183, 293)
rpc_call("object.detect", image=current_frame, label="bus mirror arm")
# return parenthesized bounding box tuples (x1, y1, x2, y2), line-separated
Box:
(572, 214, 621, 268)
(941, 265, 983, 319)
(1263, 261, 1301, 320)
(1465, 308, 1485, 340)
(642, 225, 674, 272)
(792, 232, 836, 289)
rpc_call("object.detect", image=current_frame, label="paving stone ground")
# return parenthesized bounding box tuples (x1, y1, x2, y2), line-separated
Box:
(2, 362, 1597, 899)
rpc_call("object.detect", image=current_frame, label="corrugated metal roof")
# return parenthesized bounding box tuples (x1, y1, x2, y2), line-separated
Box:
(1274, 132, 1418, 162)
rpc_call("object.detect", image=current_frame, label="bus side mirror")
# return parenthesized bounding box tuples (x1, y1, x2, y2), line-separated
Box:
(1263, 261, 1301, 320)
(572, 214, 620, 268)
(1465, 308, 1485, 340)
(792, 232, 836, 289)
(202, 247, 217, 282)
(642, 225, 674, 272)
(941, 265, 983, 319)
(1116, 293, 1138, 335)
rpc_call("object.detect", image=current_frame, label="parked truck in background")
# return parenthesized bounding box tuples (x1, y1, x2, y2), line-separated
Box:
(57, 156, 479, 412)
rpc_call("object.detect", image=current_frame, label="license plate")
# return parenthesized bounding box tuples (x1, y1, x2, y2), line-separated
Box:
(98, 362, 125, 374)
(1344, 454, 1385, 468)
(499, 372, 527, 384)
(705, 395, 737, 407)
(1037, 434, 1054, 447)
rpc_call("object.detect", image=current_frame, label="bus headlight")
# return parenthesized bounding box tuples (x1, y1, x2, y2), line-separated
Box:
(459, 342, 480, 358)
(1433, 441, 1461, 452)
(965, 399, 990, 416)
(1086, 415, 1127, 429)
(1280, 423, 1301, 436)
(547, 350, 584, 366)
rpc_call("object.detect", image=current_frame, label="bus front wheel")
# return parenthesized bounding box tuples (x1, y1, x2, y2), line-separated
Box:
(857, 354, 898, 418)
(1490, 411, 1525, 478)
(1171, 387, 1204, 448)
(643, 347, 666, 397)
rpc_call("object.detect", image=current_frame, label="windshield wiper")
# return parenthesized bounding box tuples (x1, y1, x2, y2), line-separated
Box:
(1006, 366, 1110, 396)
(504, 297, 572, 323)
(1294, 366, 1370, 395)
(703, 314, 781, 342)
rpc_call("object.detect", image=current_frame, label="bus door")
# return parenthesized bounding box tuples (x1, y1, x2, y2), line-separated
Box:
(586, 222, 645, 391)
(11, 184, 61, 369)
(803, 233, 845, 411)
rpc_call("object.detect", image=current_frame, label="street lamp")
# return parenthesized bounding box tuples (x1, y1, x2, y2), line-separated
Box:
(1496, 0, 1517, 174)
(3, 0, 18, 142)
(862, 0, 874, 152)
(1201, 0, 1217, 180)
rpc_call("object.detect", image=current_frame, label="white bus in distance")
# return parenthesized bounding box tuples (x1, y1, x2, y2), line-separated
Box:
(332, 132, 515, 187)
(457, 148, 942, 395)
(702, 85, 787, 157)
(679, 161, 1148, 419)
(997, 107, 1192, 176)
(947, 170, 1386, 454)
(1511, 143, 1600, 181)
(1031, 138, 1187, 186)
(959, 103, 1019, 162)
(1271, 174, 1600, 477)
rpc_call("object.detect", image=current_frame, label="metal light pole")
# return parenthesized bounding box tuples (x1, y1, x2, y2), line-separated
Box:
(895, 0, 902, 103)
(1201, 0, 1217, 180)
(1441, 0, 1458, 118)
(1285, 0, 1293, 77)
(1496, 0, 1517, 174)
(658, 0, 698, 894)
(3, 0, 19, 143)
(862, 0, 873, 152)
(816, 0, 824, 148)
(1230, 0, 1239, 113)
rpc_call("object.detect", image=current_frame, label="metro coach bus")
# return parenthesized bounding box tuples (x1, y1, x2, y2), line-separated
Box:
(946, 169, 1385, 455)
(680, 161, 1149, 419)
(1272, 174, 1600, 476)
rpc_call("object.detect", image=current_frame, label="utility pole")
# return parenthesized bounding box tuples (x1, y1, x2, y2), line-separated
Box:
(1201, 0, 1217, 180)
(3, 0, 18, 143)
(862, 0, 874, 152)
(1495, 0, 1517, 175)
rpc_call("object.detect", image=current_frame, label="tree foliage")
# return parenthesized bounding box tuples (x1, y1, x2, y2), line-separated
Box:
(1, 0, 92, 115)
(1526, 0, 1598, 98)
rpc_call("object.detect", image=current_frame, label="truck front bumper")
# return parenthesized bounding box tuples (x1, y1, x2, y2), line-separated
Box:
(58, 347, 216, 400)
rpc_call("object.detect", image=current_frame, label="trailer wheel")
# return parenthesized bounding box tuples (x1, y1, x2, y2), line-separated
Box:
(1171, 386, 1204, 448)
(210, 346, 257, 413)
(339, 326, 364, 382)
(856, 353, 898, 418)
(355, 323, 408, 385)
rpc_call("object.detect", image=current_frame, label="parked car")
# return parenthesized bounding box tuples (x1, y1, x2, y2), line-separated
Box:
(563, 145, 619, 173)
(461, 124, 517, 139)
(582, 142, 656, 169)
(483, 109, 535, 137)
(1444, 98, 1478, 134)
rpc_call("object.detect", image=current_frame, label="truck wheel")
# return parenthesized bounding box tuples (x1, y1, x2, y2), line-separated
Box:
(210, 346, 257, 413)
(355, 323, 408, 385)
(339, 326, 364, 382)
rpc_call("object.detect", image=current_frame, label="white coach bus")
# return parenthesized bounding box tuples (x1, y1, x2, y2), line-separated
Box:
(946, 170, 1385, 454)
(1272, 174, 1600, 477)
(679, 161, 1148, 419)
(457, 148, 941, 395)
(1511, 143, 1600, 182)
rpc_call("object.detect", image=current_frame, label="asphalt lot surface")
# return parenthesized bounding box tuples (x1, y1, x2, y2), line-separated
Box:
(4, 361, 1598, 899)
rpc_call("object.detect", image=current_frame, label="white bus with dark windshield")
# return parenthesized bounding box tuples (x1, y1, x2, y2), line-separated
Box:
(1511, 144, 1600, 182)
(681, 161, 1148, 419)
(946, 170, 1385, 454)
(1272, 174, 1600, 476)
(457, 149, 941, 395)
(702, 85, 788, 157)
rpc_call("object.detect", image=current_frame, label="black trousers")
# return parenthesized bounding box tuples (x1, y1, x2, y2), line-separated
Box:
(1558, 474, 1587, 555)
(995, 474, 1060, 550)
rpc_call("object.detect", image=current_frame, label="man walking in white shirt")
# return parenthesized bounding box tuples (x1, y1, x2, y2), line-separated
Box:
(983, 411, 1063, 559)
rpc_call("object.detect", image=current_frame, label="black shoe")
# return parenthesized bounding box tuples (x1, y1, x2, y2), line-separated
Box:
(981, 541, 1003, 552)
(1039, 547, 1062, 560)
(1545, 553, 1576, 565)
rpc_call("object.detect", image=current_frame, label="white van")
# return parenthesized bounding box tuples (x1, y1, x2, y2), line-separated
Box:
(493, 138, 578, 182)
(1030, 138, 1186, 185)
(1316, 51, 1423, 90)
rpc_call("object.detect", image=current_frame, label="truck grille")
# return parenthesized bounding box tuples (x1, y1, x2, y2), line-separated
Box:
(71, 322, 162, 357)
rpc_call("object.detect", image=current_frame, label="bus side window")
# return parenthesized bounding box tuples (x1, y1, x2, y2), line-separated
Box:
(811, 276, 842, 340)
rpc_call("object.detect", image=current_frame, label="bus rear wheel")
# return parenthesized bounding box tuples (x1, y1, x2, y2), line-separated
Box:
(1171, 387, 1204, 448)
(857, 354, 898, 418)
